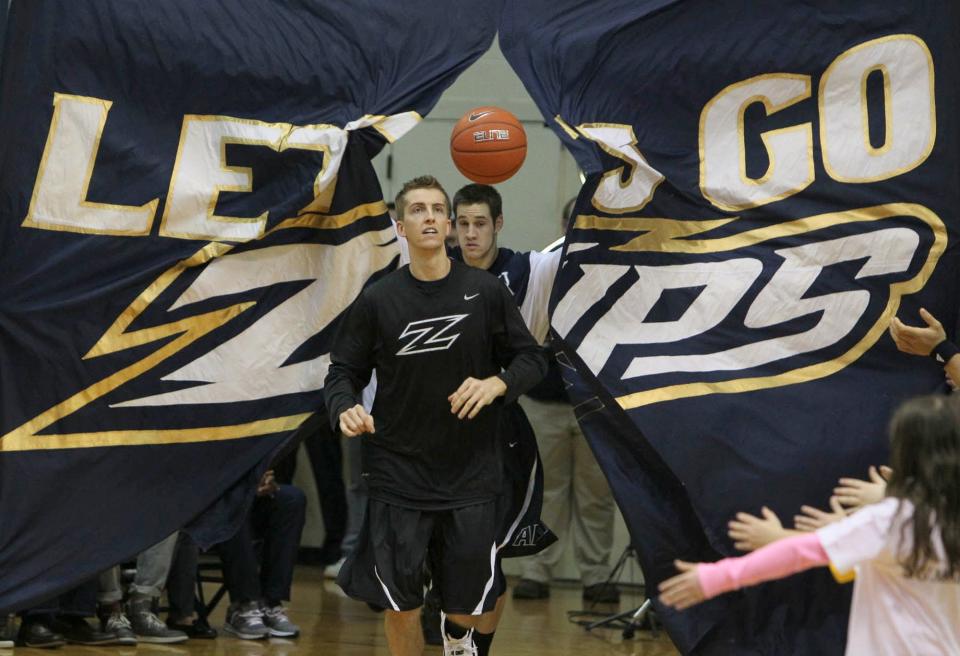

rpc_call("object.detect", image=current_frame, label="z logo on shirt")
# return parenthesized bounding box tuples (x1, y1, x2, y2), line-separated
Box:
(396, 314, 469, 356)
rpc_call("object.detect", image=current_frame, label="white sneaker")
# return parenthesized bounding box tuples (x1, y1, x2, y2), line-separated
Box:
(440, 612, 477, 656)
(323, 556, 346, 579)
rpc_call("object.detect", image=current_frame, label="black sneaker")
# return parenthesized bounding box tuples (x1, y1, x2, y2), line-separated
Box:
(512, 578, 550, 599)
(49, 616, 116, 646)
(17, 618, 65, 648)
(582, 582, 620, 603)
(167, 617, 217, 639)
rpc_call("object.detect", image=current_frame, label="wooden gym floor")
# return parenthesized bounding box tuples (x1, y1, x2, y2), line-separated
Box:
(40, 567, 679, 655)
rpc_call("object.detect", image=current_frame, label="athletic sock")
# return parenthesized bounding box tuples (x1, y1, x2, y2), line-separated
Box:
(443, 617, 470, 639)
(474, 630, 495, 656)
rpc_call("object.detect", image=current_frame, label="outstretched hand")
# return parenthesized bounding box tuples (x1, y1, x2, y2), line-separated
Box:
(659, 560, 706, 610)
(889, 308, 946, 356)
(833, 465, 888, 512)
(794, 496, 846, 532)
(727, 506, 789, 552)
(339, 404, 375, 437)
(449, 376, 507, 419)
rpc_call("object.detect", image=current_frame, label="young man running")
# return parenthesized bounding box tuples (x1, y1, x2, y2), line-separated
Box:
(324, 175, 547, 656)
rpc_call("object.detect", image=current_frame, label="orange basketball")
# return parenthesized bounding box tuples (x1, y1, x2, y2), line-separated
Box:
(450, 106, 527, 184)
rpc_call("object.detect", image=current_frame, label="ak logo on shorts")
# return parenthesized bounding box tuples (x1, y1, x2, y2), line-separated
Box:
(551, 34, 946, 409)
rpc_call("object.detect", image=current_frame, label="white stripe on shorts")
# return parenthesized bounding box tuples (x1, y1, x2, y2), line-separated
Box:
(374, 565, 401, 611)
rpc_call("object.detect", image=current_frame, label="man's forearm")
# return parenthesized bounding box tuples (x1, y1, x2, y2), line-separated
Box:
(499, 347, 548, 404)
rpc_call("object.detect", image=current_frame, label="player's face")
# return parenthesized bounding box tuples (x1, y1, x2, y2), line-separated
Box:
(397, 188, 450, 251)
(456, 202, 502, 266)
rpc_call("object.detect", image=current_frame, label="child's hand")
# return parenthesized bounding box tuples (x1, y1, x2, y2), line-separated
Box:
(659, 560, 706, 610)
(727, 507, 788, 552)
(794, 496, 846, 532)
(833, 466, 887, 511)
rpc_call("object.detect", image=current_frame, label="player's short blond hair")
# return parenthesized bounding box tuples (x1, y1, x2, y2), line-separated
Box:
(395, 175, 450, 220)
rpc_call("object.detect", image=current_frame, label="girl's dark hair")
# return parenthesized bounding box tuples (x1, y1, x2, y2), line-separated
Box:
(885, 394, 960, 580)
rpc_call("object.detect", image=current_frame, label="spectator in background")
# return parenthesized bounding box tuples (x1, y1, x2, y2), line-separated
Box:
(511, 198, 619, 604)
(219, 470, 306, 640)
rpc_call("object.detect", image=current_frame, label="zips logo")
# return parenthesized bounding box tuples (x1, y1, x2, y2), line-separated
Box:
(553, 204, 945, 409)
(396, 314, 468, 356)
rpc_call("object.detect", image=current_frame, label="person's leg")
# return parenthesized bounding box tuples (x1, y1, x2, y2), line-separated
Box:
(129, 532, 179, 600)
(436, 501, 505, 656)
(218, 506, 270, 640)
(97, 567, 123, 608)
(569, 408, 617, 599)
(165, 532, 216, 638)
(384, 609, 424, 656)
(516, 396, 574, 594)
(255, 484, 306, 637)
(303, 425, 348, 564)
(96, 566, 136, 645)
(126, 534, 187, 643)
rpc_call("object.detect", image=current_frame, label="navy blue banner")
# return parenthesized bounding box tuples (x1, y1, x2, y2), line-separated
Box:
(0, 0, 498, 612)
(503, 1, 959, 653)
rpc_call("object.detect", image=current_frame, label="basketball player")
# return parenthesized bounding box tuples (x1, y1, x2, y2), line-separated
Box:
(324, 175, 547, 656)
(452, 185, 619, 604)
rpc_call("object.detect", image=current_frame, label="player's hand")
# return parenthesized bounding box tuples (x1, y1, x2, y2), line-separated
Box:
(889, 308, 946, 356)
(339, 404, 375, 437)
(659, 561, 706, 610)
(793, 496, 846, 532)
(833, 466, 887, 512)
(727, 506, 788, 552)
(448, 376, 507, 420)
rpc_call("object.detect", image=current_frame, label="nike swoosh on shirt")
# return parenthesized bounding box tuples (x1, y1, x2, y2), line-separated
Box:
(468, 111, 493, 121)
(464, 293, 479, 300)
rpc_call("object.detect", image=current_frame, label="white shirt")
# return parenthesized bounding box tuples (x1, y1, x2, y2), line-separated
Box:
(817, 498, 960, 656)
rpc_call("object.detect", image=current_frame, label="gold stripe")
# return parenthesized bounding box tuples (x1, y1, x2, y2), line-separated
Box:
(574, 203, 935, 254)
(609, 203, 946, 409)
(272, 200, 388, 232)
(1, 414, 311, 452)
(553, 115, 580, 140)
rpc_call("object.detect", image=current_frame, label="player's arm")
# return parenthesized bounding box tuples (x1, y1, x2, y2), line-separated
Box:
(449, 284, 548, 419)
(493, 283, 548, 403)
(324, 293, 376, 436)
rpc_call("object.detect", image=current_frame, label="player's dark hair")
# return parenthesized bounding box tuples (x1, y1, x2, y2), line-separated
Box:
(885, 394, 960, 580)
(395, 176, 449, 220)
(452, 183, 502, 219)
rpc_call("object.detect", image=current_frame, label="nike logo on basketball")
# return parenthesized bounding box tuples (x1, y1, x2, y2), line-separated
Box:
(468, 111, 493, 121)
(463, 293, 479, 300)
(508, 441, 518, 447)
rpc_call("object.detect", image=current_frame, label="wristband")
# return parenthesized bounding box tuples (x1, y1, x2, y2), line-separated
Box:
(931, 340, 960, 364)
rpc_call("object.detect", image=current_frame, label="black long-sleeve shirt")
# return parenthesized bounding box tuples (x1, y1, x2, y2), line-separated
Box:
(324, 260, 547, 509)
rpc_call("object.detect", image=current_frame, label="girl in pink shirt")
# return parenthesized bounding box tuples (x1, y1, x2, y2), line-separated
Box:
(660, 394, 960, 655)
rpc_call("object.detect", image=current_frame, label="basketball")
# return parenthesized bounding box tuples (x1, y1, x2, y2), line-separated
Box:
(450, 106, 527, 184)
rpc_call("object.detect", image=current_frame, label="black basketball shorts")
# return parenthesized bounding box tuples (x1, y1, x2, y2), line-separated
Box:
(336, 498, 506, 614)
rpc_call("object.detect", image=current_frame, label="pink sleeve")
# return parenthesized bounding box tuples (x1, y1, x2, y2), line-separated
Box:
(697, 533, 829, 599)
